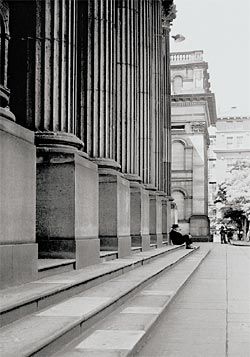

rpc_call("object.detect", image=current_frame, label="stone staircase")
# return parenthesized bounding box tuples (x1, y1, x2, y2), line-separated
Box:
(0, 244, 210, 356)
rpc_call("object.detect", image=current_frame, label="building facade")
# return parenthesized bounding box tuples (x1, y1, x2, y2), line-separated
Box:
(170, 50, 217, 240)
(0, 0, 176, 288)
(208, 115, 250, 229)
(213, 115, 250, 181)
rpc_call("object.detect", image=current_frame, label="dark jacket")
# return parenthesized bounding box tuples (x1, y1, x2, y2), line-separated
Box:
(169, 229, 185, 245)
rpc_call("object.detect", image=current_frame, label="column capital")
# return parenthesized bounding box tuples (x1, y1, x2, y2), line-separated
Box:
(162, 2, 176, 29)
(0, 0, 9, 34)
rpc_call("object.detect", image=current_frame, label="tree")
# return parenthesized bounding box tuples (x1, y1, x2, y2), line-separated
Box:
(214, 161, 250, 240)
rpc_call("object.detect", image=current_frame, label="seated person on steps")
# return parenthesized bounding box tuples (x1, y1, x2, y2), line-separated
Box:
(170, 224, 195, 249)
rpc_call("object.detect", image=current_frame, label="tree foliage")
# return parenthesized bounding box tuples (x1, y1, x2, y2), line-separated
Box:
(214, 161, 250, 237)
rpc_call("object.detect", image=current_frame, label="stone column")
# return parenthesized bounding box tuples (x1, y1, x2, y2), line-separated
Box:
(160, 2, 176, 243)
(138, 0, 151, 184)
(35, 0, 99, 267)
(0, 0, 37, 288)
(80, 0, 132, 257)
(7, 0, 100, 268)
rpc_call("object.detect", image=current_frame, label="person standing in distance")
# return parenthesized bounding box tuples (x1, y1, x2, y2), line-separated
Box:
(220, 225, 227, 244)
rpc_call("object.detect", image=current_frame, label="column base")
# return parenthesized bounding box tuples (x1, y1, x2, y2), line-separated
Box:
(0, 244, 38, 289)
(150, 234, 164, 247)
(100, 235, 131, 258)
(146, 188, 163, 248)
(38, 238, 100, 268)
(98, 167, 131, 258)
(127, 178, 150, 252)
(0, 116, 37, 288)
(36, 145, 100, 269)
(131, 234, 150, 251)
(190, 215, 211, 241)
(162, 196, 171, 244)
(163, 233, 169, 243)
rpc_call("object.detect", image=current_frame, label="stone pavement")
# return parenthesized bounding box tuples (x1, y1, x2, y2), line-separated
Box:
(136, 243, 250, 357)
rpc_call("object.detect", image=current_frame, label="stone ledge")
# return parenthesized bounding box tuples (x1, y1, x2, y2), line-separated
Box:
(0, 115, 33, 143)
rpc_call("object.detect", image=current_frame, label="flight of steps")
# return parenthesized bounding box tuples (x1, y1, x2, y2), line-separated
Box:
(37, 243, 161, 280)
(0, 244, 211, 357)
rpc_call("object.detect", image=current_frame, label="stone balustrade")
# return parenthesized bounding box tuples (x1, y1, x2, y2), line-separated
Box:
(170, 50, 203, 65)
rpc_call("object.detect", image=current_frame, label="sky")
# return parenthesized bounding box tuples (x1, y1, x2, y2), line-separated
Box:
(170, 0, 250, 117)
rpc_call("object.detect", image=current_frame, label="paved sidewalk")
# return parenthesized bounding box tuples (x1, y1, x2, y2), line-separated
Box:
(136, 244, 250, 357)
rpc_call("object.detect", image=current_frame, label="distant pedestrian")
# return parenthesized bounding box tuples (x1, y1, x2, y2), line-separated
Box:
(238, 230, 243, 241)
(227, 228, 233, 244)
(220, 225, 227, 244)
(169, 224, 195, 249)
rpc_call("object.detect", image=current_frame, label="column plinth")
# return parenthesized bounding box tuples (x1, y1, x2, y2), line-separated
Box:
(145, 186, 163, 247)
(127, 178, 150, 251)
(97, 167, 131, 258)
(36, 146, 100, 268)
(0, 116, 37, 288)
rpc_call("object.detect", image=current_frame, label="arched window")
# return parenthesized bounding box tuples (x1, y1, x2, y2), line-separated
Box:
(172, 190, 185, 221)
(172, 141, 185, 170)
(173, 76, 183, 93)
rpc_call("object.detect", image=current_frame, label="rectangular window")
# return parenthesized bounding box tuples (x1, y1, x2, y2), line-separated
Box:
(226, 136, 233, 147)
(171, 125, 185, 130)
(236, 136, 243, 147)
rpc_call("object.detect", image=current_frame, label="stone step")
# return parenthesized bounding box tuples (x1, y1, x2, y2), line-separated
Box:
(38, 259, 76, 279)
(38, 251, 120, 281)
(0, 244, 184, 328)
(100, 251, 119, 262)
(0, 245, 201, 357)
(54, 246, 210, 357)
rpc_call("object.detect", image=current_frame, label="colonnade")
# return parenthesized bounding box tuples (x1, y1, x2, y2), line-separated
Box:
(0, 0, 176, 288)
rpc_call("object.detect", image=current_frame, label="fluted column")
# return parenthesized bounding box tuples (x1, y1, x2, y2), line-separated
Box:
(7, 0, 100, 268)
(162, 3, 176, 195)
(138, 0, 151, 184)
(78, 0, 117, 166)
(116, 0, 129, 172)
(8, 0, 80, 145)
(162, 1, 176, 243)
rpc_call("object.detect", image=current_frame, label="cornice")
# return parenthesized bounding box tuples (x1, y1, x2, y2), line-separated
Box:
(170, 62, 208, 70)
(213, 149, 250, 154)
(171, 92, 217, 125)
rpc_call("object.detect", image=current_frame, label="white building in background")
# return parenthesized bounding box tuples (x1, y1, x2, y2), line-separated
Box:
(208, 115, 250, 229)
(213, 115, 250, 181)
